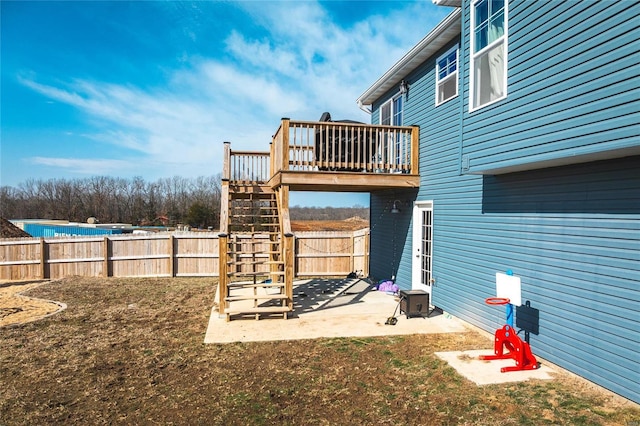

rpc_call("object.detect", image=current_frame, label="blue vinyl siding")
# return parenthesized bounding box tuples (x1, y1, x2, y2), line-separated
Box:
(461, 0, 640, 174)
(424, 154, 640, 402)
(369, 189, 415, 283)
(366, 0, 639, 403)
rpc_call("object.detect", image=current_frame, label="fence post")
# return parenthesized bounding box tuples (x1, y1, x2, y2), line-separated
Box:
(350, 232, 355, 274)
(102, 237, 110, 277)
(168, 234, 175, 277)
(364, 229, 370, 277)
(39, 238, 47, 279)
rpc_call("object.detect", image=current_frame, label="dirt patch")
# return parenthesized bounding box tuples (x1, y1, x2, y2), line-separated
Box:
(0, 281, 65, 327)
(291, 218, 368, 232)
(1, 277, 638, 425)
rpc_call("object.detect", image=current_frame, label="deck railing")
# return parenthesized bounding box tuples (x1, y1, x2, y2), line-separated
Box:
(224, 119, 419, 187)
(271, 119, 419, 175)
(220, 143, 272, 235)
(223, 141, 271, 184)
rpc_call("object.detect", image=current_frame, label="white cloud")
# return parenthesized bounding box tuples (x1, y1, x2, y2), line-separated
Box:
(195, 61, 305, 115)
(18, 1, 447, 181)
(224, 30, 300, 75)
(29, 157, 134, 175)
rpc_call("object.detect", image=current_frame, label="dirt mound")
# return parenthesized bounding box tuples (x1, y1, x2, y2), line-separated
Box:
(0, 217, 31, 238)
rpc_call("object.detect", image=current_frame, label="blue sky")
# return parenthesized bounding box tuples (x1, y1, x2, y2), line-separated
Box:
(1, 1, 449, 207)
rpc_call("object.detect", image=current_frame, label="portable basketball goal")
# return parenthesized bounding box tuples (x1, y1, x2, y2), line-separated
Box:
(479, 271, 539, 372)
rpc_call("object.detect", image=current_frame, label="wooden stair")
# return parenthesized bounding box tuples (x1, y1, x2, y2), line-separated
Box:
(220, 185, 291, 320)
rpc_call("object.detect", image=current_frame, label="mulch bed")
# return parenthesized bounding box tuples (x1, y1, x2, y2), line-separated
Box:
(0, 281, 64, 327)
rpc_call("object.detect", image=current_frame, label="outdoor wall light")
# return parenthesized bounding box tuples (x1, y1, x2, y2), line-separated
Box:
(399, 80, 409, 96)
(391, 200, 402, 214)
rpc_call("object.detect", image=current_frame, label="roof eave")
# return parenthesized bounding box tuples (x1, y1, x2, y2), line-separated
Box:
(356, 8, 461, 108)
(432, 0, 462, 7)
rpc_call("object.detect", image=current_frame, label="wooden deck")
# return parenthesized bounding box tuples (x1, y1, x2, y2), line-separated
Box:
(224, 118, 420, 192)
(218, 117, 420, 319)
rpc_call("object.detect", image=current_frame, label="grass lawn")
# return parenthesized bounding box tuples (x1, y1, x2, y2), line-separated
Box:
(1, 277, 638, 425)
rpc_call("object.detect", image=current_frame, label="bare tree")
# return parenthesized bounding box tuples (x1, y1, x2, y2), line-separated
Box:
(1, 173, 230, 227)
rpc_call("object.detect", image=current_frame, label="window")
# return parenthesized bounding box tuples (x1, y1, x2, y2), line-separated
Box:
(392, 96, 403, 126)
(436, 45, 458, 105)
(392, 96, 403, 165)
(379, 95, 405, 169)
(379, 95, 402, 126)
(470, 0, 507, 111)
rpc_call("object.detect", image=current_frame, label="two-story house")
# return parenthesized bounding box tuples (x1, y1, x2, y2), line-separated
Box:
(356, 0, 639, 403)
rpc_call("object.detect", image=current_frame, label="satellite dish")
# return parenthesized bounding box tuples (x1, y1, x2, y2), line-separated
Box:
(87, 217, 98, 224)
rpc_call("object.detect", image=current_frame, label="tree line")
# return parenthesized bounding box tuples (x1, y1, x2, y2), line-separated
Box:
(0, 176, 222, 228)
(0, 176, 369, 228)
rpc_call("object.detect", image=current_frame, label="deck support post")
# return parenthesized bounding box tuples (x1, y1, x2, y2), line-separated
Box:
(284, 233, 295, 310)
(411, 125, 420, 174)
(218, 234, 228, 315)
(220, 142, 231, 234)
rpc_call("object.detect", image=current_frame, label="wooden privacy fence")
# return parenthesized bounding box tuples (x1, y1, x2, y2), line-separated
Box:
(295, 229, 369, 277)
(0, 230, 369, 281)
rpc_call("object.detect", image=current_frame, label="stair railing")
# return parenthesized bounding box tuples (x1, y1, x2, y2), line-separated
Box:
(219, 143, 272, 315)
(229, 150, 271, 183)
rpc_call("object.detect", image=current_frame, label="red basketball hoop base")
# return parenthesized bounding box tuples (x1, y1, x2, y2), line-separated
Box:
(479, 325, 539, 372)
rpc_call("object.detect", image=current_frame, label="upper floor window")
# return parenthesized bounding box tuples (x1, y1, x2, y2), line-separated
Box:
(470, 0, 508, 111)
(436, 45, 458, 106)
(380, 94, 405, 167)
(380, 95, 403, 126)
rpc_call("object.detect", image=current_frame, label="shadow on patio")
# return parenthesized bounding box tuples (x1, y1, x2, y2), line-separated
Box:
(291, 277, 371, 315)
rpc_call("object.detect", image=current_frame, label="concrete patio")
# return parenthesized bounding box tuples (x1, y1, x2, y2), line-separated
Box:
(204, 277, 467, 344)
